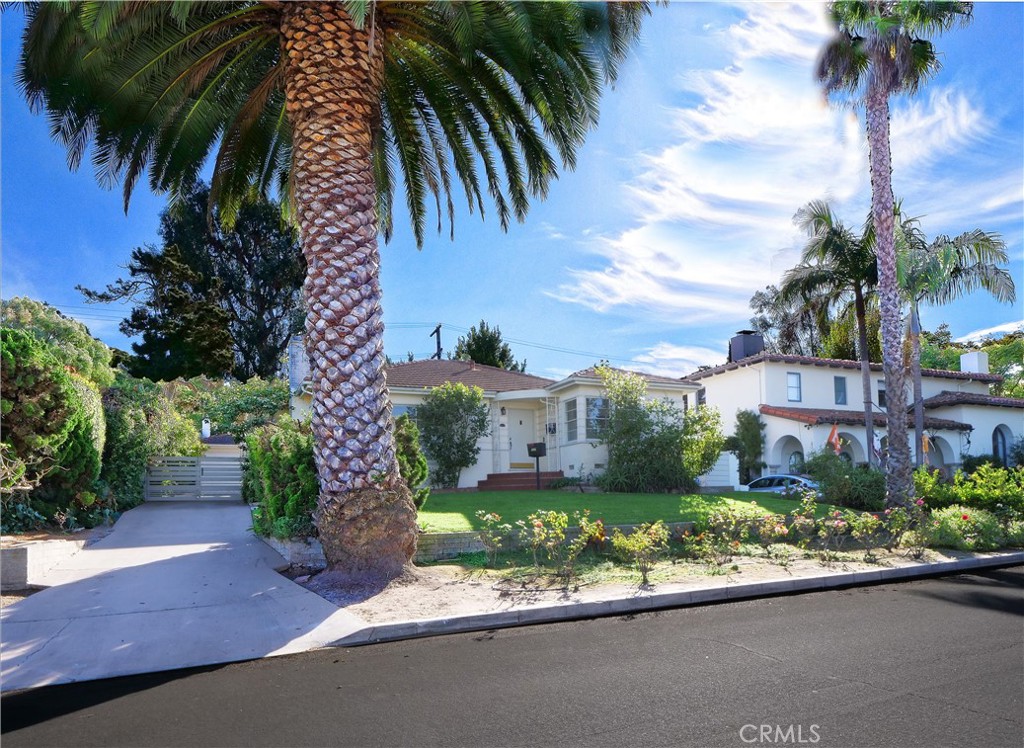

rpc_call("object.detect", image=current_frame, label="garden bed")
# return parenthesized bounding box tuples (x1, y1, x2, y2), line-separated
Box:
(299, 546, 1021, 625)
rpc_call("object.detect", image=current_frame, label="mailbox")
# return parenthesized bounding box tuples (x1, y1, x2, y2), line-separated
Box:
(527, 442, 547, 458)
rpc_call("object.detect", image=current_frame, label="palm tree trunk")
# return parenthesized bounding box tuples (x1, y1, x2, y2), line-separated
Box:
(280, 4, 417, 579)
(865, 82, 913, 506)
(853, 284, 876, 467)
(909, 302, 925, 467)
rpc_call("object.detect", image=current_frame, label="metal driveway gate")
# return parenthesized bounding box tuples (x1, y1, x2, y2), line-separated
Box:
(145, 456, 243, 502)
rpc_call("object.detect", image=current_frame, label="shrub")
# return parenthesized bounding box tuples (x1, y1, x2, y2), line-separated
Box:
(915, 465, 1024, 520)
(101, 373, 203, 509)
(206, 377, 289, 440)
(960, 453, 1001, 474)
(1003, 521, 1024, 548)
(731, 409, 767, 484)
(245, 418, 318, 539)
(804, 450, 885, 511)
(416, 382, 490, 488)
(395, 414, 430, 510)
(1, 297, 114, 388)
(1, 328, 77, 486)
(595, 367, 723, 493)
(0, 502, 47, 534)
(611, 521, 669, 585)
(927, 505, 1004, 552)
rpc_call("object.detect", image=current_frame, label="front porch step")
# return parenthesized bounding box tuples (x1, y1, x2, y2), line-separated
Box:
(477, 471, 564, 491)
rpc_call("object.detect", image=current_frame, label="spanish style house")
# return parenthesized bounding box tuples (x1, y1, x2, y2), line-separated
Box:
(288, 339, 737, 489)
(686, 333, 1023, 475)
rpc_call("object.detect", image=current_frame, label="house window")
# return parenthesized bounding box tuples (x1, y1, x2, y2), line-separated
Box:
(585, 397, 609, 439)
(993, 428, 1008, 466)
(788, 451, 805, 473)
(787, 372, 802, 402)
(834, 376, 847, 405)
(682, 394, 689, 413)
(697, 389, 706, 407)
(564, 399, 578, 442)
(877, 380, 886, 409)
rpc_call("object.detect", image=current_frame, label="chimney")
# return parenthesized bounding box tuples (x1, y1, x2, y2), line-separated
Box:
(960, 351, 989, 375)
(729, 330, 765, 363)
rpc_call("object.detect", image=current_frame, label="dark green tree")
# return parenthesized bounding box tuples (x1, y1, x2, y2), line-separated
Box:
(728, 409, 766, 484)
(394, 414, 430, 510)
(80, 184, 304, 380)
(452, 320, 526, 371)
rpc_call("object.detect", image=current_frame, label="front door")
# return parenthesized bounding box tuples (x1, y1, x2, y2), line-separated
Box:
(507, 409, 535, 470)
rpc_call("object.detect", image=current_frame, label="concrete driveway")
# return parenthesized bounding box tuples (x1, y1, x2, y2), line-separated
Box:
(1, 502, 364, 692)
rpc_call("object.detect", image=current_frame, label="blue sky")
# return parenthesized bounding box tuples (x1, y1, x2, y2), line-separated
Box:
(2, 2, 1022, 381)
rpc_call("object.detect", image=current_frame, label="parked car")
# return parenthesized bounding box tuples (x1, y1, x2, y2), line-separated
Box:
(738, 474, 820, 496)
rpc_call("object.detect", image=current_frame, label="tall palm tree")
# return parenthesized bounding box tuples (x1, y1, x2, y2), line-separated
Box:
(781, 200, 879, 465)
(897, 219, 1014, 466)
(18, 1, 650, 579)
(816, 0, 972, 504)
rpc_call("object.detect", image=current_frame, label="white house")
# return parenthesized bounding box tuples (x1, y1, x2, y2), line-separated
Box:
(686, 332, 1023, 476)
(289, 339, 738, 489)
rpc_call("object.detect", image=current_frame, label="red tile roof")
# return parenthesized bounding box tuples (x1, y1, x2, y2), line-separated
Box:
(685, 352, 1002, 384)
(386, 359, 554, 392)
(759, 404, 971, 432)
(921, 390, 1024, 410)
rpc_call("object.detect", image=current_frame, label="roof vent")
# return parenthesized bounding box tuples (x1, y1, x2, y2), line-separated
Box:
(729, 330, 765, 363)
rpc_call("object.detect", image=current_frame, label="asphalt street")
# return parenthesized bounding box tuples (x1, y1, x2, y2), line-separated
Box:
(3, 567, 1022, 748)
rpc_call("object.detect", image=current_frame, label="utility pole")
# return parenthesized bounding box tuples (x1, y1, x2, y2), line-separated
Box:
(429, 324, 442, 360)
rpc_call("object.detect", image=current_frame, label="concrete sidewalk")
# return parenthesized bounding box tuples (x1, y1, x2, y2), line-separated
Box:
(0, 503, 364, 692)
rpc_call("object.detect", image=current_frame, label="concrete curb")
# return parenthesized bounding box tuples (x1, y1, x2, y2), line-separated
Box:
(332, 551, 1024, 647)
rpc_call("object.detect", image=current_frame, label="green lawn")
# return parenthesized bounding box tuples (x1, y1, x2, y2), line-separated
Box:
(417, 490, 828, 534)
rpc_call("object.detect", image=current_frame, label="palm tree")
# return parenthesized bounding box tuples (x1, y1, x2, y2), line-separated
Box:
(18, 1, 650, 579)
(816, 1, 972, 504)
(781, 200, 879, 465)
(896, 219, 1014, 466)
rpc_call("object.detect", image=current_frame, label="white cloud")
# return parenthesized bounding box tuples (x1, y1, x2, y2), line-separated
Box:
(955, 320, 1024, 343)
(631, 341, 725, 378)
(550, 2, 1016, 329)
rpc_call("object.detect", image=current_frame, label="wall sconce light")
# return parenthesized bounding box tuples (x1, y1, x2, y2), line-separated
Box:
(500, 407, 507, 416)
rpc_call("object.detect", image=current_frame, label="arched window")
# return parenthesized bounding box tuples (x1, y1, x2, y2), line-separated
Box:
(788, 451, 805, 473)
(993, 428, 1008, 466)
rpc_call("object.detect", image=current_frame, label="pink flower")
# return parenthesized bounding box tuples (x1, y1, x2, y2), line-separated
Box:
(961, 514, 970, 521)
(915, 499, 925, 507)
(533, 520, 543, 528)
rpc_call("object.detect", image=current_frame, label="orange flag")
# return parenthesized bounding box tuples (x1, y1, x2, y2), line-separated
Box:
(827, 424, 841, 455)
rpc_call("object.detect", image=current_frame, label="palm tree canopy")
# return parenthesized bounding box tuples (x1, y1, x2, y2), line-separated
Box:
(17, 1, 649, 244)
(780, 200, 877, 308)
(896, 221, 1015, 307)
(817, 1, 972, 100)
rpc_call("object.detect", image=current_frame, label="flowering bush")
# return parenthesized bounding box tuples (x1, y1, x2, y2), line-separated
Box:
(475, 510, 512, 567)
(751, 511, 790, 550)
(847, 510, 883, 562)
(611, 521, 670, 585)
(928, 505, 1004, 551)
(817, 510, 850, 563)
(787, 492, 820, 549)
(516, 509, 569, 569)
